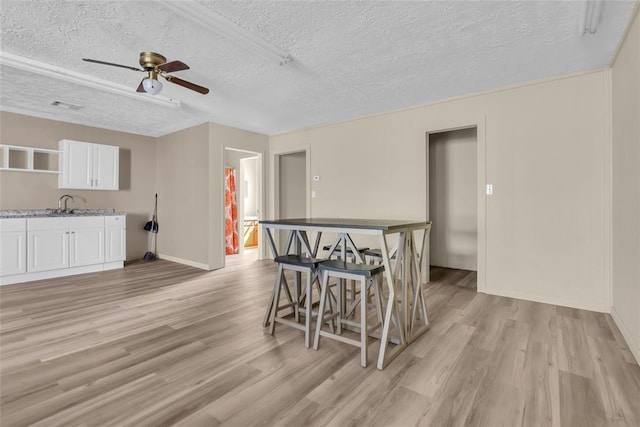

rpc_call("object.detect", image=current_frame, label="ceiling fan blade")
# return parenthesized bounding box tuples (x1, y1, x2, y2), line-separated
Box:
(136, 79, 145, 93)
(157, 60, 189, 73)
(83, 58, 143, 72)
(164, 75, 209, 94)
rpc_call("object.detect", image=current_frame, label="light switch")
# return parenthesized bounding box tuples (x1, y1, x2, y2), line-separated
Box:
(486, 184, 493, 195)
(312, 191, 317, 198)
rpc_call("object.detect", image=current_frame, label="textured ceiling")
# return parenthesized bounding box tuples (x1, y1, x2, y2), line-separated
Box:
(0, 1, 637, 137)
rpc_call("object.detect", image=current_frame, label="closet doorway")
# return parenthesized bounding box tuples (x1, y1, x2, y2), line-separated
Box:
(427, 128, 478, 271)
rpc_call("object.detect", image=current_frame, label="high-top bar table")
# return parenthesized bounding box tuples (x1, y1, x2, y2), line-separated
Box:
(260, 218, 432, 370)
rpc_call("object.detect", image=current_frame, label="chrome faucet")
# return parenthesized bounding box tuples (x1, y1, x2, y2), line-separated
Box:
(58, 194, 75, 211)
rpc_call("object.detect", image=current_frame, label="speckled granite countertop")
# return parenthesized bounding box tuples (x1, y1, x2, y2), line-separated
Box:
(0, 209, 126, 218)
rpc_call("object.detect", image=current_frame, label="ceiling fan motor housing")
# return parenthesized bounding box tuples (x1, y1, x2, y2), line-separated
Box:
(139, 52, 166, 70)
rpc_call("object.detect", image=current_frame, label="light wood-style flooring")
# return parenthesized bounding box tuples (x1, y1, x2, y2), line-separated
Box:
(1, 252, 639, 426)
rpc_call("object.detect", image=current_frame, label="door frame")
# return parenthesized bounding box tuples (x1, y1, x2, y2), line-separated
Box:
(224, 147, 264, 259)
(425, 116, 486, 293)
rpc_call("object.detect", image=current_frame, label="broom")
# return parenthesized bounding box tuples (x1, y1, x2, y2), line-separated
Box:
(143, 194, 158, 260)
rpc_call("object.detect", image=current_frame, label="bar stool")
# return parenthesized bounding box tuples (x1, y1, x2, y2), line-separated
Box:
(364, 248, 396, 265)
(268, 255, 326, 348)
(323, 245, 369, 303)
(313, 260, 385, 367)
(322, 245, 369, 260)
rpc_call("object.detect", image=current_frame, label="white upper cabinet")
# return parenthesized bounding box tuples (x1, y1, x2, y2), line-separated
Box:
(94, 144, 119, 190)
(59, 140, 92, 189)
(59, 140, 119, 190)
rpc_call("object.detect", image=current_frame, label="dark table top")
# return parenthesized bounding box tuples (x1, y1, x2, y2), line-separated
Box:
(260, 217, 430, 232)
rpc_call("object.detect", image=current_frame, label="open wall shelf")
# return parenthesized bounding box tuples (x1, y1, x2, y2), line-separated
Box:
(0, 144, 61, 174)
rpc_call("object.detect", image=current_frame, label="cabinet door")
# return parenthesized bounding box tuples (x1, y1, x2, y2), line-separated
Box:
(0, 231, 27, 276)
(28, 230, 69, 272)
(69, 227, 104, 267)
(94, 144, 119, 190)
(105, 226, 126, 262)
(59, 140, 92, 189)
(105, 216, 126, 262)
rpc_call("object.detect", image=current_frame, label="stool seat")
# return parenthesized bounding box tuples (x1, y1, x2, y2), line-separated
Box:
(274, 255, 327, 267)
(318, 260, 384, 277)
(364, 248, 395, 258)
(323, 245, 369, 254)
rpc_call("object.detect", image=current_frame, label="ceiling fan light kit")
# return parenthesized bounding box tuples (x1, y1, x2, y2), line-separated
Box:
(142, 78, 163, 95)
(83, 51, 209, 96)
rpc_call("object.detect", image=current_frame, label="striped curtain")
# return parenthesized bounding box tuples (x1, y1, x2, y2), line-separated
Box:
(224, 167, 239, 254)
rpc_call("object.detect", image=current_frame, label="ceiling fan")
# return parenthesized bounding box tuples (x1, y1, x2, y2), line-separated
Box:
(82, 51, 209, 95)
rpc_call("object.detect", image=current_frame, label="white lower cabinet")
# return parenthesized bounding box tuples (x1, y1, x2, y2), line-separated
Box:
(28, 217, 104, 272)
(0, 215, 124, 285)
(70, 226, 105, 267)
(105, 215, 126, 263)
(0, 218, 27, 276)
(28, 228, 69, 272)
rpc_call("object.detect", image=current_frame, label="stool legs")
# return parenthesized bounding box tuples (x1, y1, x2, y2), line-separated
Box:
(314, 271, 383, 368)
(268, 264, 285, 335)
(360, 277, 369, 367)
(304, 271, 313, 348)
(268, 262, 323, 349)
(313, 271, 331, 350)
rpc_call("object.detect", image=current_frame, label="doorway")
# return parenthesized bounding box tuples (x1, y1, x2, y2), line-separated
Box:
(274, 150, 308, 253)
(427, 128, 478, 271)
(224, 148, 261, 257)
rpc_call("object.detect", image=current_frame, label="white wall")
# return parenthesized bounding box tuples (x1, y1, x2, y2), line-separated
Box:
(429, 128, 477, 270)
(210, 124, 269, 267)
(156, 124, 210, 268)
(611, 8, 640, 364)
(270, 69, 610, 312)
(156, 123, 268, 269)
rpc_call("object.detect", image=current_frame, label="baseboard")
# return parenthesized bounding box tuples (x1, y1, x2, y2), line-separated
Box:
(610, 307, 640, 365)
(157, 253, 210, 270)
(103, 261, 124, 271)
(0, 262, 123, 286)
(484, 287, 608, 313)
